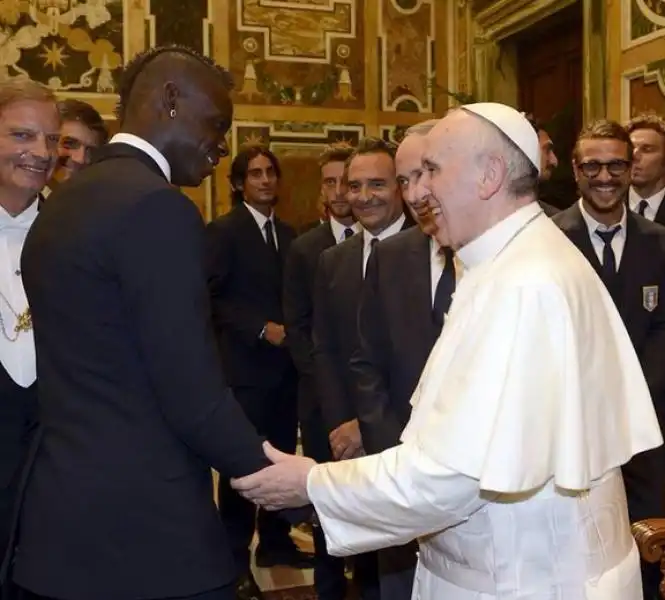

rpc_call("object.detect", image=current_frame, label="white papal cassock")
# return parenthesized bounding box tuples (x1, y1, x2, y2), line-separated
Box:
(307, 202, 663, 599)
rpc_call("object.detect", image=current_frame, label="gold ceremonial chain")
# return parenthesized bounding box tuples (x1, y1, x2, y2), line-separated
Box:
(0, 290, 32, 342)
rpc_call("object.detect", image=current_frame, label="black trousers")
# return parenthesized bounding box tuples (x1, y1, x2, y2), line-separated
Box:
(300, 406, 347, 600)
(217, 375, 299, 574)
(300, 403, 379, 600)
(13, 584, 235, 600)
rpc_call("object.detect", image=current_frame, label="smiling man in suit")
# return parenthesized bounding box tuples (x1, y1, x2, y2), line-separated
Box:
(312, 137, 414, 599)
(283, 145, 360, 600)
(553, 119, 665, 600)
(206, 145, 312, 599)
(7, 45, 277, 600)
(349, 120, 457, 600)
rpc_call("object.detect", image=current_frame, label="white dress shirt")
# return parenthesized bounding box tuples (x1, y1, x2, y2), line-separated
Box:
(0, 200, 38, 387)
(109, 133, 172, 182)
(329, 217, 361, 245)
(578, 199, 627, 270)
(244, 202, 277, 248)
(362, 213, 406, 276)
(628, 186, 665, 221)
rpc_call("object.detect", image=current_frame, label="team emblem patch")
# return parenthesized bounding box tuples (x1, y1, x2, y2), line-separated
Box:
(643, 285, 659, 312)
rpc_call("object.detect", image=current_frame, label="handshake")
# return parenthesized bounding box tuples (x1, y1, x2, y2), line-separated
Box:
(231, 442, 316, 511)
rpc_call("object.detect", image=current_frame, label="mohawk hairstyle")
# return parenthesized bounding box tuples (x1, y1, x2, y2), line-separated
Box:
(115, 44, 234, 121)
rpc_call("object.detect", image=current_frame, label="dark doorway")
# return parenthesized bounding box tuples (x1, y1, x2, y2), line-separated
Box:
(514, 1, 583, 209)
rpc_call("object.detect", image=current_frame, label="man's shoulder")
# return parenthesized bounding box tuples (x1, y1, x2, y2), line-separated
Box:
(291, 222, 334, 253)
(630, 211, 665, 240)
(550, 203, 579, 230)
(320, 233, 361, 269)
(377, 226, 426, 255)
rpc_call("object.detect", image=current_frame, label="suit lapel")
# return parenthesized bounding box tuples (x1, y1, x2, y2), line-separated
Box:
(406, 232, 437, 338)
(236, 204, 281, 284)
(565, 204, 603, 275)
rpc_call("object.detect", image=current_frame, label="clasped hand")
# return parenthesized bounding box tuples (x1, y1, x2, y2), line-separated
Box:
(231, 441, 316, 510)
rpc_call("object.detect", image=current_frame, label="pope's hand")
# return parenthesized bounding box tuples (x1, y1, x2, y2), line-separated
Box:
(231, 441, 316, 510)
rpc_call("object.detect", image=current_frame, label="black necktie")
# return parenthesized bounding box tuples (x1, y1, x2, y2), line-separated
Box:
(637, 200, 649, 217)
(596, 226, 620, 283)
(343, 227, 354, 240)
(369, 237, 378, 253)
(264, 220, 278, 256)
(432, 247, 456, 330)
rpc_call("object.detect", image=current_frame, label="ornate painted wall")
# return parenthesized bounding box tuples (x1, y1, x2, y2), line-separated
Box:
(608, 0, 665, 122)
(0, 0, 475, 226)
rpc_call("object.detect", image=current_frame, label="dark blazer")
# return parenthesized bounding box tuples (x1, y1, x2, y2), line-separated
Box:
(206, 203, 296, 388)
(313, 215, 414, 434)
(554, 203, 665, 521)
(13, 143, 268, 600)
(283, 221, 336, 419)
(349, 228, 446, 454)
(539, 199, 559, 217)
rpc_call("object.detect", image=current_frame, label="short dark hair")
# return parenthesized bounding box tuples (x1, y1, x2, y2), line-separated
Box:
(57, 99, 109, 144)
(524, 113, 544, 134)
(229, 145, 281, 206)
(625, 113, 665, 141)
(318, 145, 353, 168)
(116, 44, 234, 121)
(346, 137, 397, 169)
(574, 119, 634, 162)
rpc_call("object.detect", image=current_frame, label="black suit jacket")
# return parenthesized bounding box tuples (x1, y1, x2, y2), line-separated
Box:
(539, 199, 559, 217)
(554, 203, 665, 520)
(313, 215, 414, 434)
(349, 228, 446, 454)
(13, 143, 269, 600)
(283, 222, 336, 419)
(206, 203, 296, 388)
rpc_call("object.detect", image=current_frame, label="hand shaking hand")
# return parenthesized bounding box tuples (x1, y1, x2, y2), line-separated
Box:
(231, 442, 316, 510)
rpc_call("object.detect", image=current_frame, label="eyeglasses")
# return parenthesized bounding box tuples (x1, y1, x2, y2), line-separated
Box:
(576, 160, 631, 178)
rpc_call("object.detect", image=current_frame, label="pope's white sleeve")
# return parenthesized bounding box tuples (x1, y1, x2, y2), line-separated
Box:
(306, 440, 491, 556)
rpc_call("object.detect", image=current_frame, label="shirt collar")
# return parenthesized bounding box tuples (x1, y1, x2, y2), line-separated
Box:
(628, 186, 665, 213)
(578, 197, 627, 235)
(329, 216, 360, 243)
(362, 213, 406, 248)
(109, 133, 172, 182)
(458, 202, 543, 269)
(0, 197, 39, 231)
(244, 201, 274, 231)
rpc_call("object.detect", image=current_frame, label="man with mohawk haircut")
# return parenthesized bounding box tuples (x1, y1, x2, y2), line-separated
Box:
(1, 45, 285, 600)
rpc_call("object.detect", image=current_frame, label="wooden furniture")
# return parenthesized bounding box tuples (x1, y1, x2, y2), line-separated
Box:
(632, 519, 665, 598)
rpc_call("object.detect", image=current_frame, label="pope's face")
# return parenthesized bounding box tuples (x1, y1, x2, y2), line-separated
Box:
(421, 112, 482, 249)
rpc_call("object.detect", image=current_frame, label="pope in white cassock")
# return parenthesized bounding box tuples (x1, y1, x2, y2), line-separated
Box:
(232, 103, 664, 599)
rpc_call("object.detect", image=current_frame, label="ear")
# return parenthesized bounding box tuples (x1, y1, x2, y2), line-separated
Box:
(571, 159, 580, 184)
(161, 81, 180, 115)
(478, 154, 505, 201)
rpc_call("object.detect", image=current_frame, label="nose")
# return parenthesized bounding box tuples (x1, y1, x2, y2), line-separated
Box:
(31, 133, 51, 160)
(550, 151, 559, 169)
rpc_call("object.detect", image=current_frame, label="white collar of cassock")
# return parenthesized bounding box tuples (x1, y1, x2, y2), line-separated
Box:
(457, 202, 543, 270)
(0, 197, 39, 232)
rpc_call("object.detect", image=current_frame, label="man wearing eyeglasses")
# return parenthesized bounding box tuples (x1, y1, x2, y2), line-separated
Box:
(553, 118, 665, 600)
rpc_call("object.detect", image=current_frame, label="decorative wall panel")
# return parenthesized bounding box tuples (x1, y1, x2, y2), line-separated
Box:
(0, 0, 123, 92)
(623, 0, 665, 49)
(622, 60, 665, 120)
(149, 0, 210, 53)
(379, 0, 434, 113)
(229, 0, 364, 108)
(1, 0, 462, 223)
(229, 120, 364, 228)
